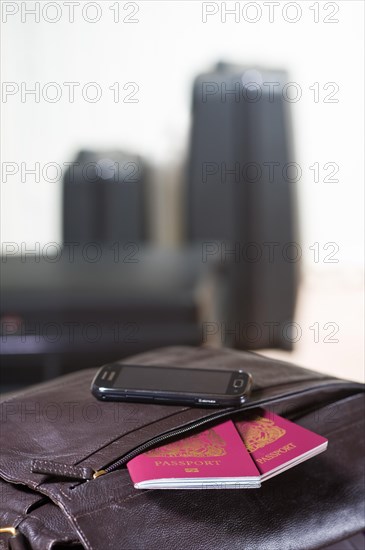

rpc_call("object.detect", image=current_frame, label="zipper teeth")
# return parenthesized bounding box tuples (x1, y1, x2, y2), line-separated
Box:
(104, 407, 235, 473)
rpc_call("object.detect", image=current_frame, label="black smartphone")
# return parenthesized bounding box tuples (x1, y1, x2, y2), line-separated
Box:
(91, 362, 252, 407)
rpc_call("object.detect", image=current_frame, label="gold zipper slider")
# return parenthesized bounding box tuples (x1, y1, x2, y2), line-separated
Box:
(0, 526, 29, 548)
(0, 527, 17, 536)
(93, 469, 107, 479)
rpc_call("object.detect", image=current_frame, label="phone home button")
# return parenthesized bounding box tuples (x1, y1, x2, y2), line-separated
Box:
(233, 379, 244, 388)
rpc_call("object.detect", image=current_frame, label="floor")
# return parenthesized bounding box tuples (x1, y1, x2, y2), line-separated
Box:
(259, 266, 364, 383)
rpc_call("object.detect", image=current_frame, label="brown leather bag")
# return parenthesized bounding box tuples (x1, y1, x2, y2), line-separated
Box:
(0, 346, 364, 550)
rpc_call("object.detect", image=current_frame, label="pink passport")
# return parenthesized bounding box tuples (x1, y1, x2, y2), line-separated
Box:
(234, 408, 328, 481)
(127, 420, 261, 489)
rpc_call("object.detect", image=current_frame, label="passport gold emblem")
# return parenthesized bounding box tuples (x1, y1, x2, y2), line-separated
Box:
(146, 429, 227, 457)
(240, 416, 286, 453)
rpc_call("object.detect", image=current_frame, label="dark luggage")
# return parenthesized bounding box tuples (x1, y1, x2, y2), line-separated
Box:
(63, 150, 147, 246)
(0, 346, 363, 549)
(187, 63, 299, 350)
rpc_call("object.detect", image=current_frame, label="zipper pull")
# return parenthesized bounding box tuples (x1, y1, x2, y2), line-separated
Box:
(31, 459, 95, 481)
(0, 527, 29, 550)
(93, 469, 107, 479)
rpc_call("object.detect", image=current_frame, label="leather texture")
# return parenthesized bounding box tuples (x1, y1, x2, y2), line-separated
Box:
(0, 346, 364, 550)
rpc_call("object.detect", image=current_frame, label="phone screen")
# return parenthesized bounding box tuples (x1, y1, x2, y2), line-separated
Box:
(114, 365, 231, 394)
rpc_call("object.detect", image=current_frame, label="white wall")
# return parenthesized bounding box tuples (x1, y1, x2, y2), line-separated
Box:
(1, 1, 364, 381)
(1, 0, 364, 266)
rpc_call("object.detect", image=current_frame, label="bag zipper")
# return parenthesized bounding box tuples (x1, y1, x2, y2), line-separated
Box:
(31, 380, 361, 482)
(32, 406, 236, 482)
(92, 406, 237, 478)
(93, 380, 355, 479)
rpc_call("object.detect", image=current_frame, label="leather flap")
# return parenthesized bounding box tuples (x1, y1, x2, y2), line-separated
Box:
(0, 346, 364, 550)
(0, 346, 362, 491)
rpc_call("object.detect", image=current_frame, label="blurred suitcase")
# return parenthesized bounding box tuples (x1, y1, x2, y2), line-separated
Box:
(63, 150, 147, 246)
(187, 62, 299, 350)
(0, 248, 217, 390)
